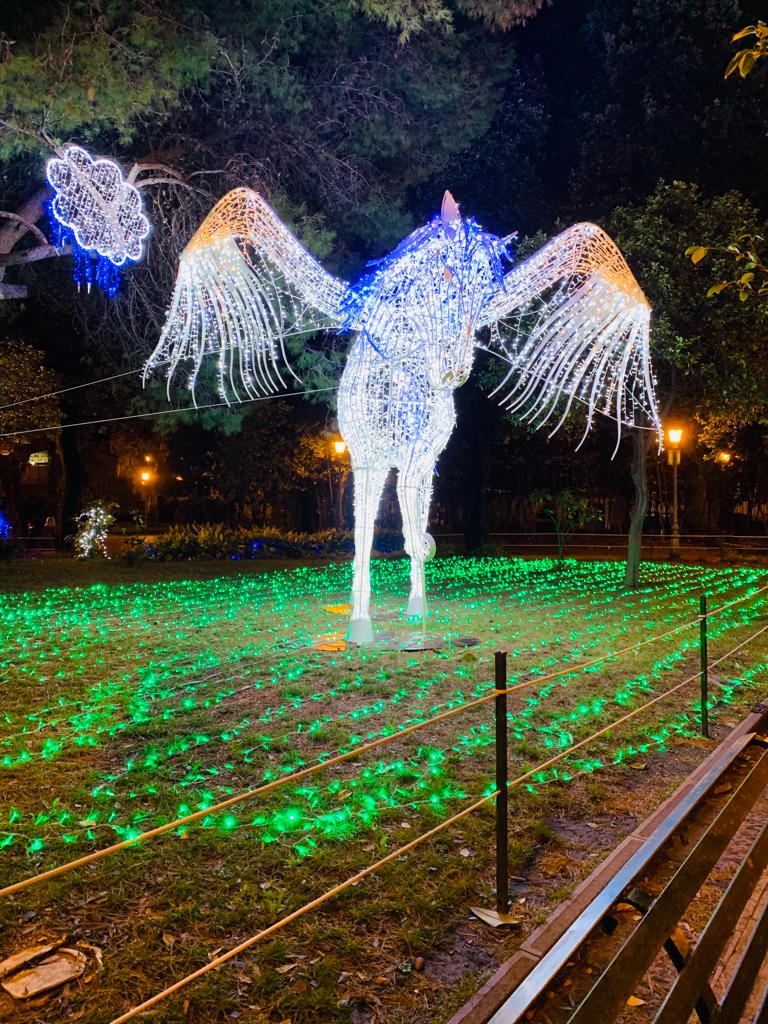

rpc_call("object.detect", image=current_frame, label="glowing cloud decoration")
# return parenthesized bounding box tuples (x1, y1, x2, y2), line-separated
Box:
(46, 145, 150, 295)
(144, 188, 661, 643)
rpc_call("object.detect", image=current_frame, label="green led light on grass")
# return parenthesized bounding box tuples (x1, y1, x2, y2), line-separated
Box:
(0, 559, 766, 860)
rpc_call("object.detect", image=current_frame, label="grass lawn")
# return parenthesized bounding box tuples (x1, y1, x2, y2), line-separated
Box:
(0, 554, 767, 1024)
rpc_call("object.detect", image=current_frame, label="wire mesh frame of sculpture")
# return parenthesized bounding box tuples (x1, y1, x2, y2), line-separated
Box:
(144, 188, 661, 645)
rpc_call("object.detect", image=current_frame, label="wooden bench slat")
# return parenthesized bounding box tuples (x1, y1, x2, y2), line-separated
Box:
(719, 898, 768, 1024)
(486, 731, 757, 1024)
(654, 816, 768, 1024)
(567, 748, 768, 1024)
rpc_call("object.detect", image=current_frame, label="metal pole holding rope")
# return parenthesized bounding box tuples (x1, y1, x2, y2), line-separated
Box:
(495, 651, 510, 916)
(472, 650, 514, 927)
(700, 593, 709, 738)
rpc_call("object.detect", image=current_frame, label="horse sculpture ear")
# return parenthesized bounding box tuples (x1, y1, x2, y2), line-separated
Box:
(441, 190, 461, 239)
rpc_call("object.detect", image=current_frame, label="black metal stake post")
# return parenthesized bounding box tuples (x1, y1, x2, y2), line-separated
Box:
(700, 593, 709, 738)
(495, 650, 510, 917)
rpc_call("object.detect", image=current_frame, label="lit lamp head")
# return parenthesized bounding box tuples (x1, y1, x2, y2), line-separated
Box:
(666, 425, 683, 466)
(333, 440, 347, 456)
(717, 450, 732, 465)
(140, 469, 152, 484)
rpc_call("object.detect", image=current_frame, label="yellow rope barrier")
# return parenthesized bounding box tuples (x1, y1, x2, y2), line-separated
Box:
(3, 583, 766, 900)
(107, 621, 768, 1023)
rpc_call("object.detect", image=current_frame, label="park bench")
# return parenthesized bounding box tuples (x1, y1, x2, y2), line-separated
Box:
(449, 703, 768, 1024)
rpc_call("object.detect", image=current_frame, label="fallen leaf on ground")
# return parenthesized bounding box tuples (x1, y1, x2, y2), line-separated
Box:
(315, 639, 347, 652)
(0, 942, 62, 978)
(1, 948, 87, 1000)
(670, 925, 690, 959)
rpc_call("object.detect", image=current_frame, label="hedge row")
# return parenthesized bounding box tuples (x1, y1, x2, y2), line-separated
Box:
(121, 524, 405, 562)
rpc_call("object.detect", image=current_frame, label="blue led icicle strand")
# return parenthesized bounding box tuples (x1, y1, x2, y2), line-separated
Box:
(47, 200, 126, 298)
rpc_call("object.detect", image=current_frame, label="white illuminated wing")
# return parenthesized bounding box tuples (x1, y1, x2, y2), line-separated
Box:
(144, 188, 348, 404)
(478, 222, 661, 452)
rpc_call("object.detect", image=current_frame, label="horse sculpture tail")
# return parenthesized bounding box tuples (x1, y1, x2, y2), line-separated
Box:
(143, 188, 347, 404)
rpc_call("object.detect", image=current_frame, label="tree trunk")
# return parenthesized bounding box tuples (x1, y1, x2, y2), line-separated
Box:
(556, 524, 565, 561)
(0, 187, 51, 265)
(460, 380, 496, 551)
(54, 435, 67, 547)
(0, 454, 24, 535)
(625, 427, 650, 587)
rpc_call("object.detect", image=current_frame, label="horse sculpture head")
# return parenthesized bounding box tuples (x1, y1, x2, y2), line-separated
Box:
(341, 191, 512, 390)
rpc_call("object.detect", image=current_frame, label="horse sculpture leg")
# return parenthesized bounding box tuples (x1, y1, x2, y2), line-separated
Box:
(347, 465, 387, 645)
(398, 466, 433, 620)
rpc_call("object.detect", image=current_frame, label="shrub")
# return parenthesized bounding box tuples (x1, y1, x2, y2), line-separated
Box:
(118, 525, 405, 563)
(0, 538, 23, 561)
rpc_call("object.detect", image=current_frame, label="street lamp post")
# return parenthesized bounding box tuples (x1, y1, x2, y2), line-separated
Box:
(666, 427, 683, 558)
(138, 454, 157, 527)
(331, 439, 348, 529)
(139, 469, 153, 525)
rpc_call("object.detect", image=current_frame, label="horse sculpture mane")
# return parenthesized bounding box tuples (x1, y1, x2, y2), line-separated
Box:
(144, 189, 661, 644)
(340, 210, 511, 358)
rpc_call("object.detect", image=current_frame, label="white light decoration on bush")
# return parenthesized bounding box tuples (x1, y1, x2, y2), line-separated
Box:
(74, 503, 115, 559)
(46, 145, 150, 295)
(145, 188, 660, 644)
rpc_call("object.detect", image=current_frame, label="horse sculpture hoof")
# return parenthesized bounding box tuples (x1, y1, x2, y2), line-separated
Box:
(406, 595, 425, 619)
(347, 617, 374, 645)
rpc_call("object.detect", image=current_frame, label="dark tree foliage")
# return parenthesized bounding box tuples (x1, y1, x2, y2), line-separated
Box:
(1, 0, 767, 544)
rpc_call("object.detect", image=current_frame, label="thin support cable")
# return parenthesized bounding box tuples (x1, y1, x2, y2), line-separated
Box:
(0, 369, 142, 412)
(0, 386, 340, 439)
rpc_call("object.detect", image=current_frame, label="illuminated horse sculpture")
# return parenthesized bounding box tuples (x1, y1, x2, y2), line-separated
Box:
(145, 189, 661, 644)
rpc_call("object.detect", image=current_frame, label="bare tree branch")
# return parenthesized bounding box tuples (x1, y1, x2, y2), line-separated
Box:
(0, 283, 28, 298)
(0, 211, 49, 247)
(0, 242, 71, 267)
